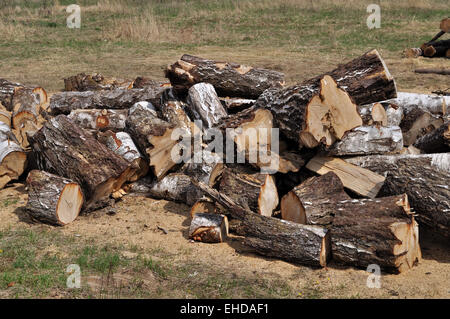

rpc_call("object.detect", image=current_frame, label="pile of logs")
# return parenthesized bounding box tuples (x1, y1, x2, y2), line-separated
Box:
(1, 49, 448, 274)
(405, 18, 450, 59)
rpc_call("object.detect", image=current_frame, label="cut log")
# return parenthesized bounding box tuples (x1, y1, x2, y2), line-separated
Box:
(28, 115, 134, 212)
(0, 122, 27, 189)
(25, 170, 83, 226)
(421, 39, 450, 58)
(404, 47, 423, 58)
(49, 86, 166, 115)
(132, 77, 169, 89)
(331, 194, 421, 273)
(190, 197, 217, 218)
(67, 109, 128, 132)
(220, 97, 255, 113)
(186, 83, 227, 129)
(192, 180, 331, 267)
(400, 108, 443, 146)
(281, 172, 350, 226)
(64, 73, 133, 91)
(97, 131, 148, 182)
(389, 92, 449, 117)
(345, 153, 450, 239)
(256, 49, 396, 146)
(219, 165, 278, 217)
(182, 150, 223, 185)
(189, 213, 228, 243)
(160, 100, 192, 132)
(165, 54, 285, 99)
(0, 107, 11, 127)
(413, 122, 450, 153)
(440, 18, 450, 33)
(142, 173, 203, 206)
(126, 102, 185, 180)
(358, 102, 402, 127)
(305, 156, 385, 198)
(327, 126, 403, 156)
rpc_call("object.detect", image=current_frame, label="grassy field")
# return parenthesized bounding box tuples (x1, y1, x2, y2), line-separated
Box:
(0, 0, 449, 299)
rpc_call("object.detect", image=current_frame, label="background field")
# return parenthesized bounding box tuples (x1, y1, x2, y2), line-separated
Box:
(0, 0, 449, 299)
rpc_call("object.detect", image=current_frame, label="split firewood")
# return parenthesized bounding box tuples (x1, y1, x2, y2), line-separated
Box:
(160, 100, 192, 132)
(64, 73, 133, 91)
(421, 39, 450, 58)
(331, 194, 421, 273)
(400, 108, 443, 146)
(26, 170, 83, 226)
(220, 97, 255, 113)
(256, 49, 397, 147)
(182, 150, 223, 185)
(0, 122, 27, 189)
(97, 131, 149, 182)
(67, 109, 128, 132)
(126, 102, 186, 180)
(327, 126, 403, 156)
(165, 54, 285, 99)
(186, 83, 228, 129)
(28, 115, 134, 212)
(404, 47, 423, 58)
(49, 86, 166, 115)
(345, 153, 450, 239)
(413, 122, 450, 153)
(216, 107, 304, 173)
(190, 197, 217, 218)
(218, 165, 278, 217)
(0, 79, 47, 112)
(306, 156, 385, 198)
(192, 180, 331, 267)
(189, 213, 228, 243)
(281, 172, 350, 226)
(358, 102, 403, 127)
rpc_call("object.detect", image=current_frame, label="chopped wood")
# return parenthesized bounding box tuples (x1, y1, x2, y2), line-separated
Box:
(359, 102, 403, 127)
(64, 73, 133, 91)
(218, 165, 278, 217)
(126, 102, 185, 180)
(327, 126, 403, 156)
(26, 170, 83, 226)
(305, 156, 385, 198)
(190, 197, 217, 218)
(400, 108, 443, 146)
(28, 115, 134, 212)
(186, 83, 228, 129)
(331, 194, 421, 273)
(182, 150, 223, 185)
(192, 180, 331, 267)
(160, 100, 192, 132)
(165, 54, 285, 99)
(257, 49, 396, 147)
(0, 122, 27, 189)
(345, 153, 450, 239)
(189, 213, 228, 243)
(49, 86, 166, 115)
(281, 172, 350, 226)
(389, 92, 449, 117)
(220, 97, 255, 113)
(413, 122, 450, 153)
(67, 109, 128, 132)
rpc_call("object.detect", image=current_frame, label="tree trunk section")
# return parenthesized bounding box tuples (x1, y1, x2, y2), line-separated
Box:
(28, 115, 134, 212)
(327, 126, 403, 156)
(189, 213, 228, 243)
(165, 54, 285, 99)
(26, 170, 83, 226)
(0, 122, 27, 189)
(64, 73, 133, 91)
(331, 194, 421, 273)
(67, 109, 128, 132)
(345, 153, 450, 239)
(281, 172, 350, 227)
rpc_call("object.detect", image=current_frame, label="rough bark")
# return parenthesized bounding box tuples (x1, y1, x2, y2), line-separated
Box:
(189, 213, 229, 243)
(26, 170, 83, 226)
(49, 86, 166, 115)
(400, 108, 443, 146)
(186, 83, 228, 129)
(181, 150, 223, 185)
(389, 92, 449, 117)
(160, 100, 192, 132)
(256, 49, 396, 146)
(0, 79, 47, 111)
(28, 115, 134, 212)
(192, 180, 331, 267)
(67, 109, 128, 132)
(165, 54, 285, 99)
(126, 102, 186, 180)
(331, 194, 421, 273)
(281, 172, 350, 227)
(64, 73, 133, 91)
(0, 122, 27, 189)
(306, 156, 385, 198)
(327, 126, 403, 156)
(97, 131, 149, 182)
(345, 154, 450, 239)
(218, 165, 278, 217)
(413, 122, 450, 153)
(220, 97, 255, 113)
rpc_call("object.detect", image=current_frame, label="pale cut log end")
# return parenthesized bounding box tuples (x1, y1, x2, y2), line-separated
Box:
(258, 175, 279, 217)
(0, 151, 27, 189)
(368, 49, 397, 96)
(190, 198, 216, 219)
(280, 191, 306, 224)
(56, 183, 84, 225)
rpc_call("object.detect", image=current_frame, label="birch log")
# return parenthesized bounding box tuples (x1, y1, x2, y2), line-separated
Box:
(0, 122, 27, 189)
(67, 109, 128, 132)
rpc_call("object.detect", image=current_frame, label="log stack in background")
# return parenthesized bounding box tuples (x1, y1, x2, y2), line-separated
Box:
(1, 49, 448, 275)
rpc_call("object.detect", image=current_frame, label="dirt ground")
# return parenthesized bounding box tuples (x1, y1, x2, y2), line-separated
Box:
(1, 182, 448, 299)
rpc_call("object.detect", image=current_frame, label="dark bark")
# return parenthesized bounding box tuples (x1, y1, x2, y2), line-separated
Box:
(413, 122, 450, 153)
